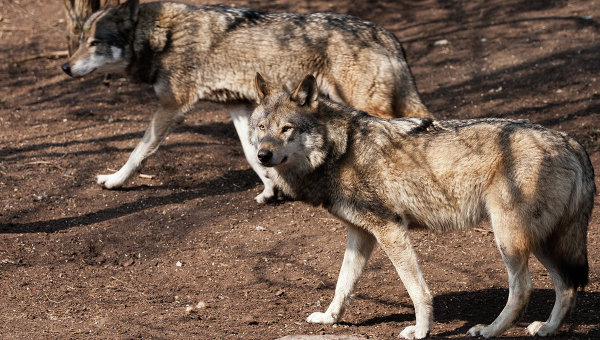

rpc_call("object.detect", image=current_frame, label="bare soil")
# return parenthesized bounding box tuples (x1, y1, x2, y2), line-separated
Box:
(1, 1, 599, 339)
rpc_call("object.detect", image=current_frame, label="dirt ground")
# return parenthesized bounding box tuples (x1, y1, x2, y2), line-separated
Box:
(1, 0, 599, 339)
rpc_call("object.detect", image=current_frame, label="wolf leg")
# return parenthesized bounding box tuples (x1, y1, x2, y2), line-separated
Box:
(97, 106, 184, 188)
(468, 219, 532, 338)
(307, 225, 376, 324)
(526, 252, 577, 336)
(370, 223, 432, 339)
(227, 104, 276, 203)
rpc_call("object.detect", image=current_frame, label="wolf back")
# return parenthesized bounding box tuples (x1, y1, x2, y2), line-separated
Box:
(77, 1, 430, 116)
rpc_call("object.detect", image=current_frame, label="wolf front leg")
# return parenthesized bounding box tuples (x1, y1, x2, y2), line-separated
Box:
(97, 106, 185, 188)
(307, 225, 376, 324)
(227, 104, 276, 203)
(370, 222, 433, 339)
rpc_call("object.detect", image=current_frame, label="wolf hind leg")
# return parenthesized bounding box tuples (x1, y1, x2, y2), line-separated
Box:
(468, 217, 533, 338)
(526, 251, 578, 336)
(307, 225, 376, 324)
(227, 104, 276, 203)
(97, 106, 184, 189)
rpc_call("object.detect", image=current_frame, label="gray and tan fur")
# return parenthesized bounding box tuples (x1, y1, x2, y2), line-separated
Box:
(249, 74, 595, 339)
(60, 0, 431, 202)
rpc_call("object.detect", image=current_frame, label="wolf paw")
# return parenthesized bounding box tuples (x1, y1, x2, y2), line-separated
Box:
(467, 324, 496, 338)
(527, 321, 554, 336)
(399, 325, 428, 339)
(97, 173, 126, 189)
(306, 312, 336, 324)
(254, 186, 275, 204)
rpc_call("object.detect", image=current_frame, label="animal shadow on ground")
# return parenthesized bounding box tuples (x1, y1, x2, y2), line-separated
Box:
(0, 167, 259, 234)
(347, 288, 600, 338)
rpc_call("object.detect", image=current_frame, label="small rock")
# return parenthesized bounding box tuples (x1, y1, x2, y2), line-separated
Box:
(185, 301, 207, 314)
(434, 39, 449, 46)
(241, 315, 258, 325)
(275, 289, 285, 297)
(176, 261, 183, 267)
(122, 258, 134, 267)
(488, 86, 503, 93)
(255, 225, 266, 231)
(34, 193, 47, 201)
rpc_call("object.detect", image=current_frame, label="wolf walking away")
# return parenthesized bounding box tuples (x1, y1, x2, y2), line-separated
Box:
(249, 73, 595, 339)
(60, 0, 432, 203)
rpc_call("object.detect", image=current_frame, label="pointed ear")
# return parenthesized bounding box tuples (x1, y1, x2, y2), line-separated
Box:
(116, 0, 139, 23)
(291, 75, 318, 109)
(255, 73, 274, 102)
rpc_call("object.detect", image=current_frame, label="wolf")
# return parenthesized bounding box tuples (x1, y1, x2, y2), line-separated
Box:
(249, 73, 595, 339)
(60, 0, 432, 203)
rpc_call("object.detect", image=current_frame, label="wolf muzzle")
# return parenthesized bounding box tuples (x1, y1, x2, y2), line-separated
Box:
(257, 148, 288, 167)
(61, 63, 72, 77)
(257, 148, 273, 165)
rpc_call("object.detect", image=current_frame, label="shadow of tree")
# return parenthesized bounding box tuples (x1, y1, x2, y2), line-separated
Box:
(0, 168, 258, 234)
(0, 121, 239, 162)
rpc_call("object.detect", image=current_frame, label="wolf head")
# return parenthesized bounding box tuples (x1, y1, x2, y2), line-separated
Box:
(249, 73, 329, 174)
(61, 0, 139, 77)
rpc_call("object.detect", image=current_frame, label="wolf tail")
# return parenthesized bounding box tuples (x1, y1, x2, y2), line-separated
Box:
(380, 35, 432, 119)
(390, 49, 432, 119)
(545, 143, 595, 289)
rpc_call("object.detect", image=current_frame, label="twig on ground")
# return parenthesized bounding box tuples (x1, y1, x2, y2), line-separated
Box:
(13, 50, 68, 64)
(108, 276, 145, 296)
(473, 227, 493, 235)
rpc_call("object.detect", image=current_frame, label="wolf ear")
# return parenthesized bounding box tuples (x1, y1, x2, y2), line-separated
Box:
(291, 75, 318, 109)
(116, 0, 139, 23)
(255, 73, 274, 102)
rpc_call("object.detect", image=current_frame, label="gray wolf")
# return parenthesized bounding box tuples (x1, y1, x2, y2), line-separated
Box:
(249, 73, 595, 338)
(60, 0, 432, 203)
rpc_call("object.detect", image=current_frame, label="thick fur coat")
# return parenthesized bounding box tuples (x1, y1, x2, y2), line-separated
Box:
(61, 0, 431, 201)
(249, 74, 595, 339)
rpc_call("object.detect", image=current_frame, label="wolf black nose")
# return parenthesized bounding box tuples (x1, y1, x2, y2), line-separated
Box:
(61, 63, 72, 76)
(257, 149, 273, 164)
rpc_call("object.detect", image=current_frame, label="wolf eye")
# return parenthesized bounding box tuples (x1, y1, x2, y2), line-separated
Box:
(281, 126, 293, 133)
(258, 124, 265, 131)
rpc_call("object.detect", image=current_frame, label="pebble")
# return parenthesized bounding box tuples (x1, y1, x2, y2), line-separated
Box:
(434, 39, 449, 46)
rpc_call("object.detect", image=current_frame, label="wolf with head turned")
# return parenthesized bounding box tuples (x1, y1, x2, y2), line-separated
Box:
(60, 0, 432, 203)
(249, 73, 594, 339)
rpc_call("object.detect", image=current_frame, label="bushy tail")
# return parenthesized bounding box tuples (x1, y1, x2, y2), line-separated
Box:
(549, 145, 595, 289)
(389, 44, 433, 119)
